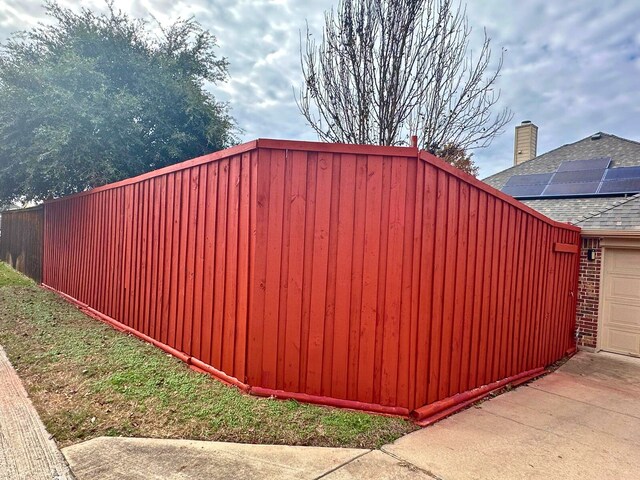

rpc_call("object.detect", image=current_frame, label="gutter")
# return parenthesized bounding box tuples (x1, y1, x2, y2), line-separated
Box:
(580, 229, 640, 237)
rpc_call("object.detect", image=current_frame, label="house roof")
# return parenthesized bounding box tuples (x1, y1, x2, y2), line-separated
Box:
(483, 132, 640, 229)
(573, 194, 640, 230)
(484, 132, 640, 190)
(519, 197, 631, 224)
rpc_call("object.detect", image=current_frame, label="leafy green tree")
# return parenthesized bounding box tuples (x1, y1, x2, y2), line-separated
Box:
(0, 1, 237, 206)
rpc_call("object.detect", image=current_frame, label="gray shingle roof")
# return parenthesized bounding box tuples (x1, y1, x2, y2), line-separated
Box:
(484, 132, 640, 190)
(520, 197, 630, 224)
(573, 194, 640, 230)
(482, 132, 640, 229)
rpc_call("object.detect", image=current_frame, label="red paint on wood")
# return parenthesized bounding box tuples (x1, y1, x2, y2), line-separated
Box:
(35, 138, 580, 419)
(250, 386, 409, 417)
(554, 242, 579, 254)
(412, 366, 545, 421)
(414, 367, 546, 427)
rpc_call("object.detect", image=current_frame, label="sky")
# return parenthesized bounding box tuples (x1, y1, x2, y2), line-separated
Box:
(1, 0, 639, 178)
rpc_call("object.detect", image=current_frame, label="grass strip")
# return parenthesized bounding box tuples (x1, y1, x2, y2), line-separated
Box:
(0, 262, 415, 448)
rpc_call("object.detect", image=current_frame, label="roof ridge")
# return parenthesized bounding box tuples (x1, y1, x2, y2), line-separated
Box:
(598, 132, 640, 148)
(521, 132, 632, 167)
(573, 193, 640, 225)
(483, 133, 614, 182)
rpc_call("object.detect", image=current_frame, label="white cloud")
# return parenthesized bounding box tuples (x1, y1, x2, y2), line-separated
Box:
(466, 0, 640, 176)
(1, 0, 639, 177)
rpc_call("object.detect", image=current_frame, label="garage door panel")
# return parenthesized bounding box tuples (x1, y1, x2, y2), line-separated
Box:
(605, 302, 640, 329)
(602, 329, 640, 356)
(606, 275, 640, 301)
(607, 248, 640, 273)
(602, 247, 640, 356)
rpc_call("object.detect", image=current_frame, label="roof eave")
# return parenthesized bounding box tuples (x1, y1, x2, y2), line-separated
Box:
(580, 228, 640, 237)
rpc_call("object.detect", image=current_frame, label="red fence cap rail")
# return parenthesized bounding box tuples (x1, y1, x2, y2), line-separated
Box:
(43, 139, 421, 205)
(41, 138, 580, 235)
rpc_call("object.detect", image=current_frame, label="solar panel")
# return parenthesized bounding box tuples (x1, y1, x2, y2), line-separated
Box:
(499, 156, 640, 198)
(598, 178, 640, 194)
(604, 166, 640, 180)
(505, 173, 554, 187)
(557, 157, 611, 172)
(550, 169, 606, 184)
(543, 182, 600, 196)
(502, 184, 547, 197)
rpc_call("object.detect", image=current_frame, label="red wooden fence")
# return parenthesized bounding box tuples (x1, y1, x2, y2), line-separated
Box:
(40, 139, 581, 422)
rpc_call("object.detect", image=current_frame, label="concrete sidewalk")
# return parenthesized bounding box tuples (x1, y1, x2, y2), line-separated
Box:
(63, 437, 430, 480)
(24, 350, 640, 479)
(0, 346, 74, 480)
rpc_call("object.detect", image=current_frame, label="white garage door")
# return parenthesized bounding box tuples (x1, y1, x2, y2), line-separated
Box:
(601, 247, 640, 356)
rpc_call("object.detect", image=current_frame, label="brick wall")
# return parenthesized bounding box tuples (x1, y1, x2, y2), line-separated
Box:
(576, 237, 601, 349)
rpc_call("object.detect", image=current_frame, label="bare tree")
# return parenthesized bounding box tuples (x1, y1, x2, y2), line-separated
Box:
(297, 0, 513, 152)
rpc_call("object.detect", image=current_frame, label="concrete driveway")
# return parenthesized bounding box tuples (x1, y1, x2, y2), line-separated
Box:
(384, 351, 640, 480)
(63, 351, 640, 479)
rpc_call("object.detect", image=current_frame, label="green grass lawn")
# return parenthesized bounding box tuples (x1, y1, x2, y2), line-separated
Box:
(0, 262, 32, 286)
(0, 262, 416, 448)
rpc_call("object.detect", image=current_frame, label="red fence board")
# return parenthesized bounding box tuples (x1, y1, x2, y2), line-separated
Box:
(32, 139, 581, 417)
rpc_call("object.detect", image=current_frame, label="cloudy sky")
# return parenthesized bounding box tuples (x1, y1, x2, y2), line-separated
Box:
(1, 0, 639, 177)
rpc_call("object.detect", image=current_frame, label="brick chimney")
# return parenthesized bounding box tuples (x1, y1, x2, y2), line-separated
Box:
(513, 121, 538, 165)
